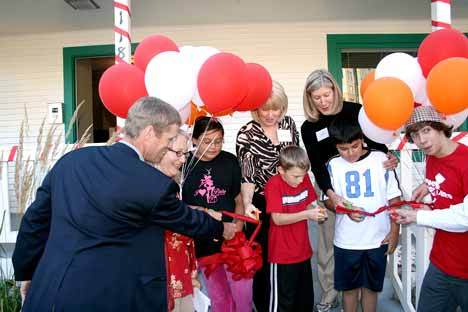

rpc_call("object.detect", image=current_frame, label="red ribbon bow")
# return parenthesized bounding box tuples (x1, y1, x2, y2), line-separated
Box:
(198, 211, 263, 280)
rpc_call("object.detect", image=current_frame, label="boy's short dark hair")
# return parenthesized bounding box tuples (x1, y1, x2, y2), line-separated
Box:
(329, 113, 363, 144)
(404, 106, 453, 143)
(192, 116, 224, 139)
(279, 146, 310, 171)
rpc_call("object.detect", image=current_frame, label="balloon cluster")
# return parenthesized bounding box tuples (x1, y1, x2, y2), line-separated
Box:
(359, 28, 468, 144)
(98, 35, 273, 123)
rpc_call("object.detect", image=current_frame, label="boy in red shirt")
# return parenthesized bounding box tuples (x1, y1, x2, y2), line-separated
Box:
(264, 146, 327, 312)
(404, 106, 468, 312)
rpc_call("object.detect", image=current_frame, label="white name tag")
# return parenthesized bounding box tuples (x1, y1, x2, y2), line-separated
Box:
(278, 129, 292, 142)
(316, 128, 329, 142)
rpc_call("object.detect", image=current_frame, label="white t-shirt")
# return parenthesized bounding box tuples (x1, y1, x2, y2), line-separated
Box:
(327, 150, 402, 250)
(417, 195, 468, 232)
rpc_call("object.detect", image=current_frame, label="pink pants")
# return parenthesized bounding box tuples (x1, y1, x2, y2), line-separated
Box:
(201, 264, 253, 312)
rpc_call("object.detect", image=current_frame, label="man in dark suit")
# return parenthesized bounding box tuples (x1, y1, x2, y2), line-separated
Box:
(12, 96, 236, 312)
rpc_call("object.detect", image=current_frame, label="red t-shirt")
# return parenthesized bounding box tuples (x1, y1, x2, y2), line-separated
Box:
(426, 143, 468, 279)
(265, 174, 317, 264)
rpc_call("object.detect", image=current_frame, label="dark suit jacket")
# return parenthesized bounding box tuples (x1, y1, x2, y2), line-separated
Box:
(12, 142, 223, 312)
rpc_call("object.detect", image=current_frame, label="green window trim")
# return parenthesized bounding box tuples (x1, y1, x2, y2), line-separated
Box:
(63, 43, 138, 142)
(327, 33, 428, 90)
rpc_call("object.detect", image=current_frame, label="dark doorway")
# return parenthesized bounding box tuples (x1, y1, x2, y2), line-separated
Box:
(75, 57, 116, 143)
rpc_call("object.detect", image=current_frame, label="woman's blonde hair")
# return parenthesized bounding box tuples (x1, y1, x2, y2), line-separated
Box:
(303, 69, 343, 122)
(251, 80, 288, 123)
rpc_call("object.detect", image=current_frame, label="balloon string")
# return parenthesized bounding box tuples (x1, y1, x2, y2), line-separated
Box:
(181, 116, 217, 188)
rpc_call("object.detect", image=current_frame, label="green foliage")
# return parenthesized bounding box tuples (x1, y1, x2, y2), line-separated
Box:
(0, 279, 21, 312)
(0, 212, 21, 312)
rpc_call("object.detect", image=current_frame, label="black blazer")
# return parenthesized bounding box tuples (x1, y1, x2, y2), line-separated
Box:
(12, 142, 223, 312)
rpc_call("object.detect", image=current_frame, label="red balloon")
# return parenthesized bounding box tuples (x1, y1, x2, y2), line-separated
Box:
(198, 53, 248, 114)
(133, 35, 179, 72)
(417, 28, 468, 77)
(98, 63, 148, 118)
(234, 63, 273, 112)
(211, 107, 234, 117)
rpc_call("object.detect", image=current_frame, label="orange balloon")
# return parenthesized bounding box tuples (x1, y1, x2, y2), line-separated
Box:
(363, 77, 414, 130)
(360, 70, 375, 98)
(187, 103, 208, 126)
(427, 57, 468, 115)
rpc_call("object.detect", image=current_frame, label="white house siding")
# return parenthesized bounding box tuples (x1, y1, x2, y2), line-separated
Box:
(0, 18, 467, 220)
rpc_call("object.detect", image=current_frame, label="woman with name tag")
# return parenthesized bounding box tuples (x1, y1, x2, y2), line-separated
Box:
(236, 80, 299, 312)
(301, 69, 397, 312)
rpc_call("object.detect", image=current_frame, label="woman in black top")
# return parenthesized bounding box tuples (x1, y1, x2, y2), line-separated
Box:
(236, 80, 299, 312)
(182, 117, 251, 312)
(301, 69, 397, 207)
(301, 69, 397, 312)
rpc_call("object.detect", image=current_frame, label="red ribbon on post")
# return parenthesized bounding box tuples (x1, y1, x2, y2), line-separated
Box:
(198, 211, 263, 280)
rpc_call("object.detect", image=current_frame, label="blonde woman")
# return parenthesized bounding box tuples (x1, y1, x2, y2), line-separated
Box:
(301, 69, 397, 312)
(236, 81, 299, 312)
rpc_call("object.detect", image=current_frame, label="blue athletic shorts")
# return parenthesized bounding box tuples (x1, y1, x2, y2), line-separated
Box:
(334, 244, 388, 292)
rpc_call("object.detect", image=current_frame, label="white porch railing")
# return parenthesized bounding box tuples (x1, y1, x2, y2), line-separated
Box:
(386, 145, 428, 312)
(0, 158, 17, 244)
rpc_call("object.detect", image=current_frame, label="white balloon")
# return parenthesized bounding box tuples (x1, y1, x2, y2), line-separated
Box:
(179, 45, 195, 54)
(179, 45, 198, 83)
(188, 46, 220, 107)
(421, 97, 432, 107)
(375, 53, 425, 99)
(443, 108, 468, 129)
(193, 46, 220, 70)
(358, 107, 399, 144)
(178, 102, 192, 123)
(414, 72, 428, 105)
(145, 51, 196, 110)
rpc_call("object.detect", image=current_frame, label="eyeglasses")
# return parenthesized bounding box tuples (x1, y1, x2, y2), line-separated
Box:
(199, 139, 224, 146)
(167, 147, 191, 158)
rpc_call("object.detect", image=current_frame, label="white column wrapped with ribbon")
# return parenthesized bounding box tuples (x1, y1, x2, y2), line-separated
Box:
(431, 0, 451, 31)
(114, 0, 132, 129)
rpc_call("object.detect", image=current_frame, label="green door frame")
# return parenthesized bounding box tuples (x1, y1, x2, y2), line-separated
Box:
(326, 33, 467, 132)
(327, 33, 427, 90)
(62, 43, 138, 142)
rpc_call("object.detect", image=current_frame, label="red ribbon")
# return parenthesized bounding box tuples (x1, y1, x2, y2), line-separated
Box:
(335, 200, 433, 217)
(198, 211, 263, 280)
(114, 1, 132, 16)
(221, 232, 263, 281)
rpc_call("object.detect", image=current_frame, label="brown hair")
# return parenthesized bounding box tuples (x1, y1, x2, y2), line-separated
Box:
(405, 121, 453, 143)
(279, 146, 310, 171)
